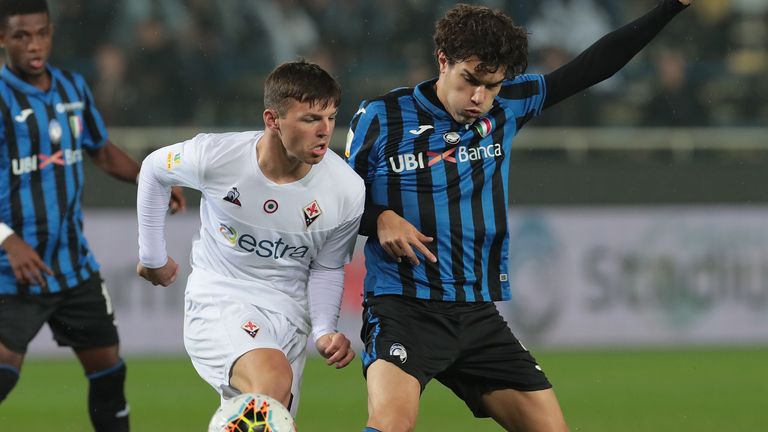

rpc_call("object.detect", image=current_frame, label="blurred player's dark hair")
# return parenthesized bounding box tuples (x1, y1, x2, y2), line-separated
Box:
(264, 60, 341, 116)
(434, 3, 528, 78)
(0, 0, 48, 27)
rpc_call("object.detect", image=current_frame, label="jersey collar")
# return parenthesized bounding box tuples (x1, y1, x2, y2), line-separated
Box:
(0, 64, 56, 96)
(413, 78, 454, 121)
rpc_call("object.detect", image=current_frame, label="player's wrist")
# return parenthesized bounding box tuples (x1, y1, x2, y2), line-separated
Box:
(0, 223, 15, 246)
(311, 328, 336, 343)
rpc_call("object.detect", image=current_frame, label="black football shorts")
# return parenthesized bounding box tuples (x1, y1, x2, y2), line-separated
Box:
(0, 273, 120, 353)
(361, 294, 552, 417)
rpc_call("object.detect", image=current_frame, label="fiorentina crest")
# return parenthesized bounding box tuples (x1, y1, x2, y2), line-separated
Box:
(302, 200, 322, 228)
(241, 320, 259, 338)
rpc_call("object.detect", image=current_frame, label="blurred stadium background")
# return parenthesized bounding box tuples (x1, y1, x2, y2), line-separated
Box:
(1, 0, 767, 430)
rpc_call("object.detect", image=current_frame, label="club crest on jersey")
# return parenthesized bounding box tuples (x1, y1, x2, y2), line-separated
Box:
(263, 199, 278, 214)
(241, 320, 260, 338)
(474, 116, 493, 138)
(223, 187, 242, 206)
(443, 131, 460, 144)
(48, 119, 62, 145)
(302, 200, 322, 228)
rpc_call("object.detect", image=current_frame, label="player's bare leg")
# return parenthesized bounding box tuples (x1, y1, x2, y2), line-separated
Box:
(230, 348, 293, 408)
(366, 360, 421, 432)
(75, 345, 121, 373)
(481, 387, 568, 432)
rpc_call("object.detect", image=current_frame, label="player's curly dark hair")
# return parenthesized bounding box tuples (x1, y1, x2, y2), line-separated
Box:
(434, 3, 528, 78)
(0, 0, 48, 28)
(264, 59, 341, 116)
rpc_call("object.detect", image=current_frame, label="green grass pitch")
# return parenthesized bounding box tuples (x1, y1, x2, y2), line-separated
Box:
(1, 347, 766, 431)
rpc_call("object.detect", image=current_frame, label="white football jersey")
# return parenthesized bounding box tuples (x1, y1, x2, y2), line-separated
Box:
(138, 131, 365, 332)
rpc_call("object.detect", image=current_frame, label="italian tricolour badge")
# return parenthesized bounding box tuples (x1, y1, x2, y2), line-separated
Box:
(474, 116, 492, 138)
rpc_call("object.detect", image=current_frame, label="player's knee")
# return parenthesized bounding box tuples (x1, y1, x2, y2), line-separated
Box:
(231, 353, 293, 405)
(0, 365, 20, 402)
(87, 359, 129, 432)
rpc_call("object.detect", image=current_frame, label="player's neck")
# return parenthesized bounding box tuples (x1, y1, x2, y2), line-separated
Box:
(256, 134, 311, 184)
(10, 65, 52, 91)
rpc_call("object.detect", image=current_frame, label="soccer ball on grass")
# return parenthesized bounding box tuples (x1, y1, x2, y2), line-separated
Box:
(208, 393, 296, 432)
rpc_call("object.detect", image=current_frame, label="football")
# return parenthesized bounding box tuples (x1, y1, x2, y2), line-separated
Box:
(208, 393, 296, 432)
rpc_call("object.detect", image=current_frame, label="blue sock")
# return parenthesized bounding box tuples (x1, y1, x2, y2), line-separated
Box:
(363, 428, 382, 432)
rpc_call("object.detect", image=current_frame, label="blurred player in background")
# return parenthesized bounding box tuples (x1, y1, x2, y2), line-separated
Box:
(0, 1, 185, 431)
(346, 1, 694, 431)
(136, 60, 363, 419)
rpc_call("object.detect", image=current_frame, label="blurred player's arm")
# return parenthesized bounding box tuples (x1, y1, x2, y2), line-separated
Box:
(89, 140, 186, 214)
(136, 137, 205, 286)
(0, 221, 53, 287)
(542, 0, 691, 110)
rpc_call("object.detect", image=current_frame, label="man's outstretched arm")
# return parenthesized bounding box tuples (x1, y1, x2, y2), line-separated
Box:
(543, 0, 692, 110)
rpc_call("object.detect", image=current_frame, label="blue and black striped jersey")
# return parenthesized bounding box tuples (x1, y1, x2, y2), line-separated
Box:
(0, 65, 107, 295)
(346, 75, 546, 302)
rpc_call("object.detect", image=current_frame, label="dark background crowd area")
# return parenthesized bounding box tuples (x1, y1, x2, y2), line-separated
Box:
(26, 0, 768, 128)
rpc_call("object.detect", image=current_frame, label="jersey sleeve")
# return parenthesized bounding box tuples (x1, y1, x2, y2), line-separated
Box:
(497, 74, 547, 127)
(312, 214, 362, 270)
(345, 100, 384, 184)
(74, 74, 109, 151)
(142, 133, 207, 190)
(137, 134, 207, 267)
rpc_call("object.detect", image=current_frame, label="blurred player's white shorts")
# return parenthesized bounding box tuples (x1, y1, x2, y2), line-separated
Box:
(182, 270, 308, 416)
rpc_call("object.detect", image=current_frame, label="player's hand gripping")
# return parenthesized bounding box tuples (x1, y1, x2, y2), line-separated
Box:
(1, 234, 53, 287)
(315, 332, 355, 369)
(377, 210, 437, 265)
(169, 186, 187, 215)
(137, 256, 179, 287)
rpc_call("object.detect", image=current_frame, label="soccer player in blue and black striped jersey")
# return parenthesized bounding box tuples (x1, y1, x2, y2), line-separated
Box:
(0, 1, 184, 430)
(347, 1, 694, 431)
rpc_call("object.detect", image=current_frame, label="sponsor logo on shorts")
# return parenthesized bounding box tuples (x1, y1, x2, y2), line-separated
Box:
(241, 320, 260, 338)
(389, 343, 407, 364)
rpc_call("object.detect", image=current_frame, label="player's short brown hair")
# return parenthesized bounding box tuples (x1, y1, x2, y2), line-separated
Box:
(264, 60, 341, 116)
(434, 3, 529, 78)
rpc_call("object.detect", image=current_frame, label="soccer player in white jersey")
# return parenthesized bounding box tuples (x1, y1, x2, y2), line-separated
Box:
(134, 60, 365, 417)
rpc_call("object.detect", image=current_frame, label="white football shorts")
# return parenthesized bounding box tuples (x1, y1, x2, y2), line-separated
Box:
(182, 278, 308, 416)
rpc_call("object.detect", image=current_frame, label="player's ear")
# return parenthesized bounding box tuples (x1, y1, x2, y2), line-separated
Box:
(263, 109, 280, 131)
(437, 50, 448, 74)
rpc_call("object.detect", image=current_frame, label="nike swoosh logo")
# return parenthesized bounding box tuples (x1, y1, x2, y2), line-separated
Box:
(409, 125, 434, 135)
(14, 109, 34, 123)
(115, 405, 130, 418)
(355, 107, 366, 116)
